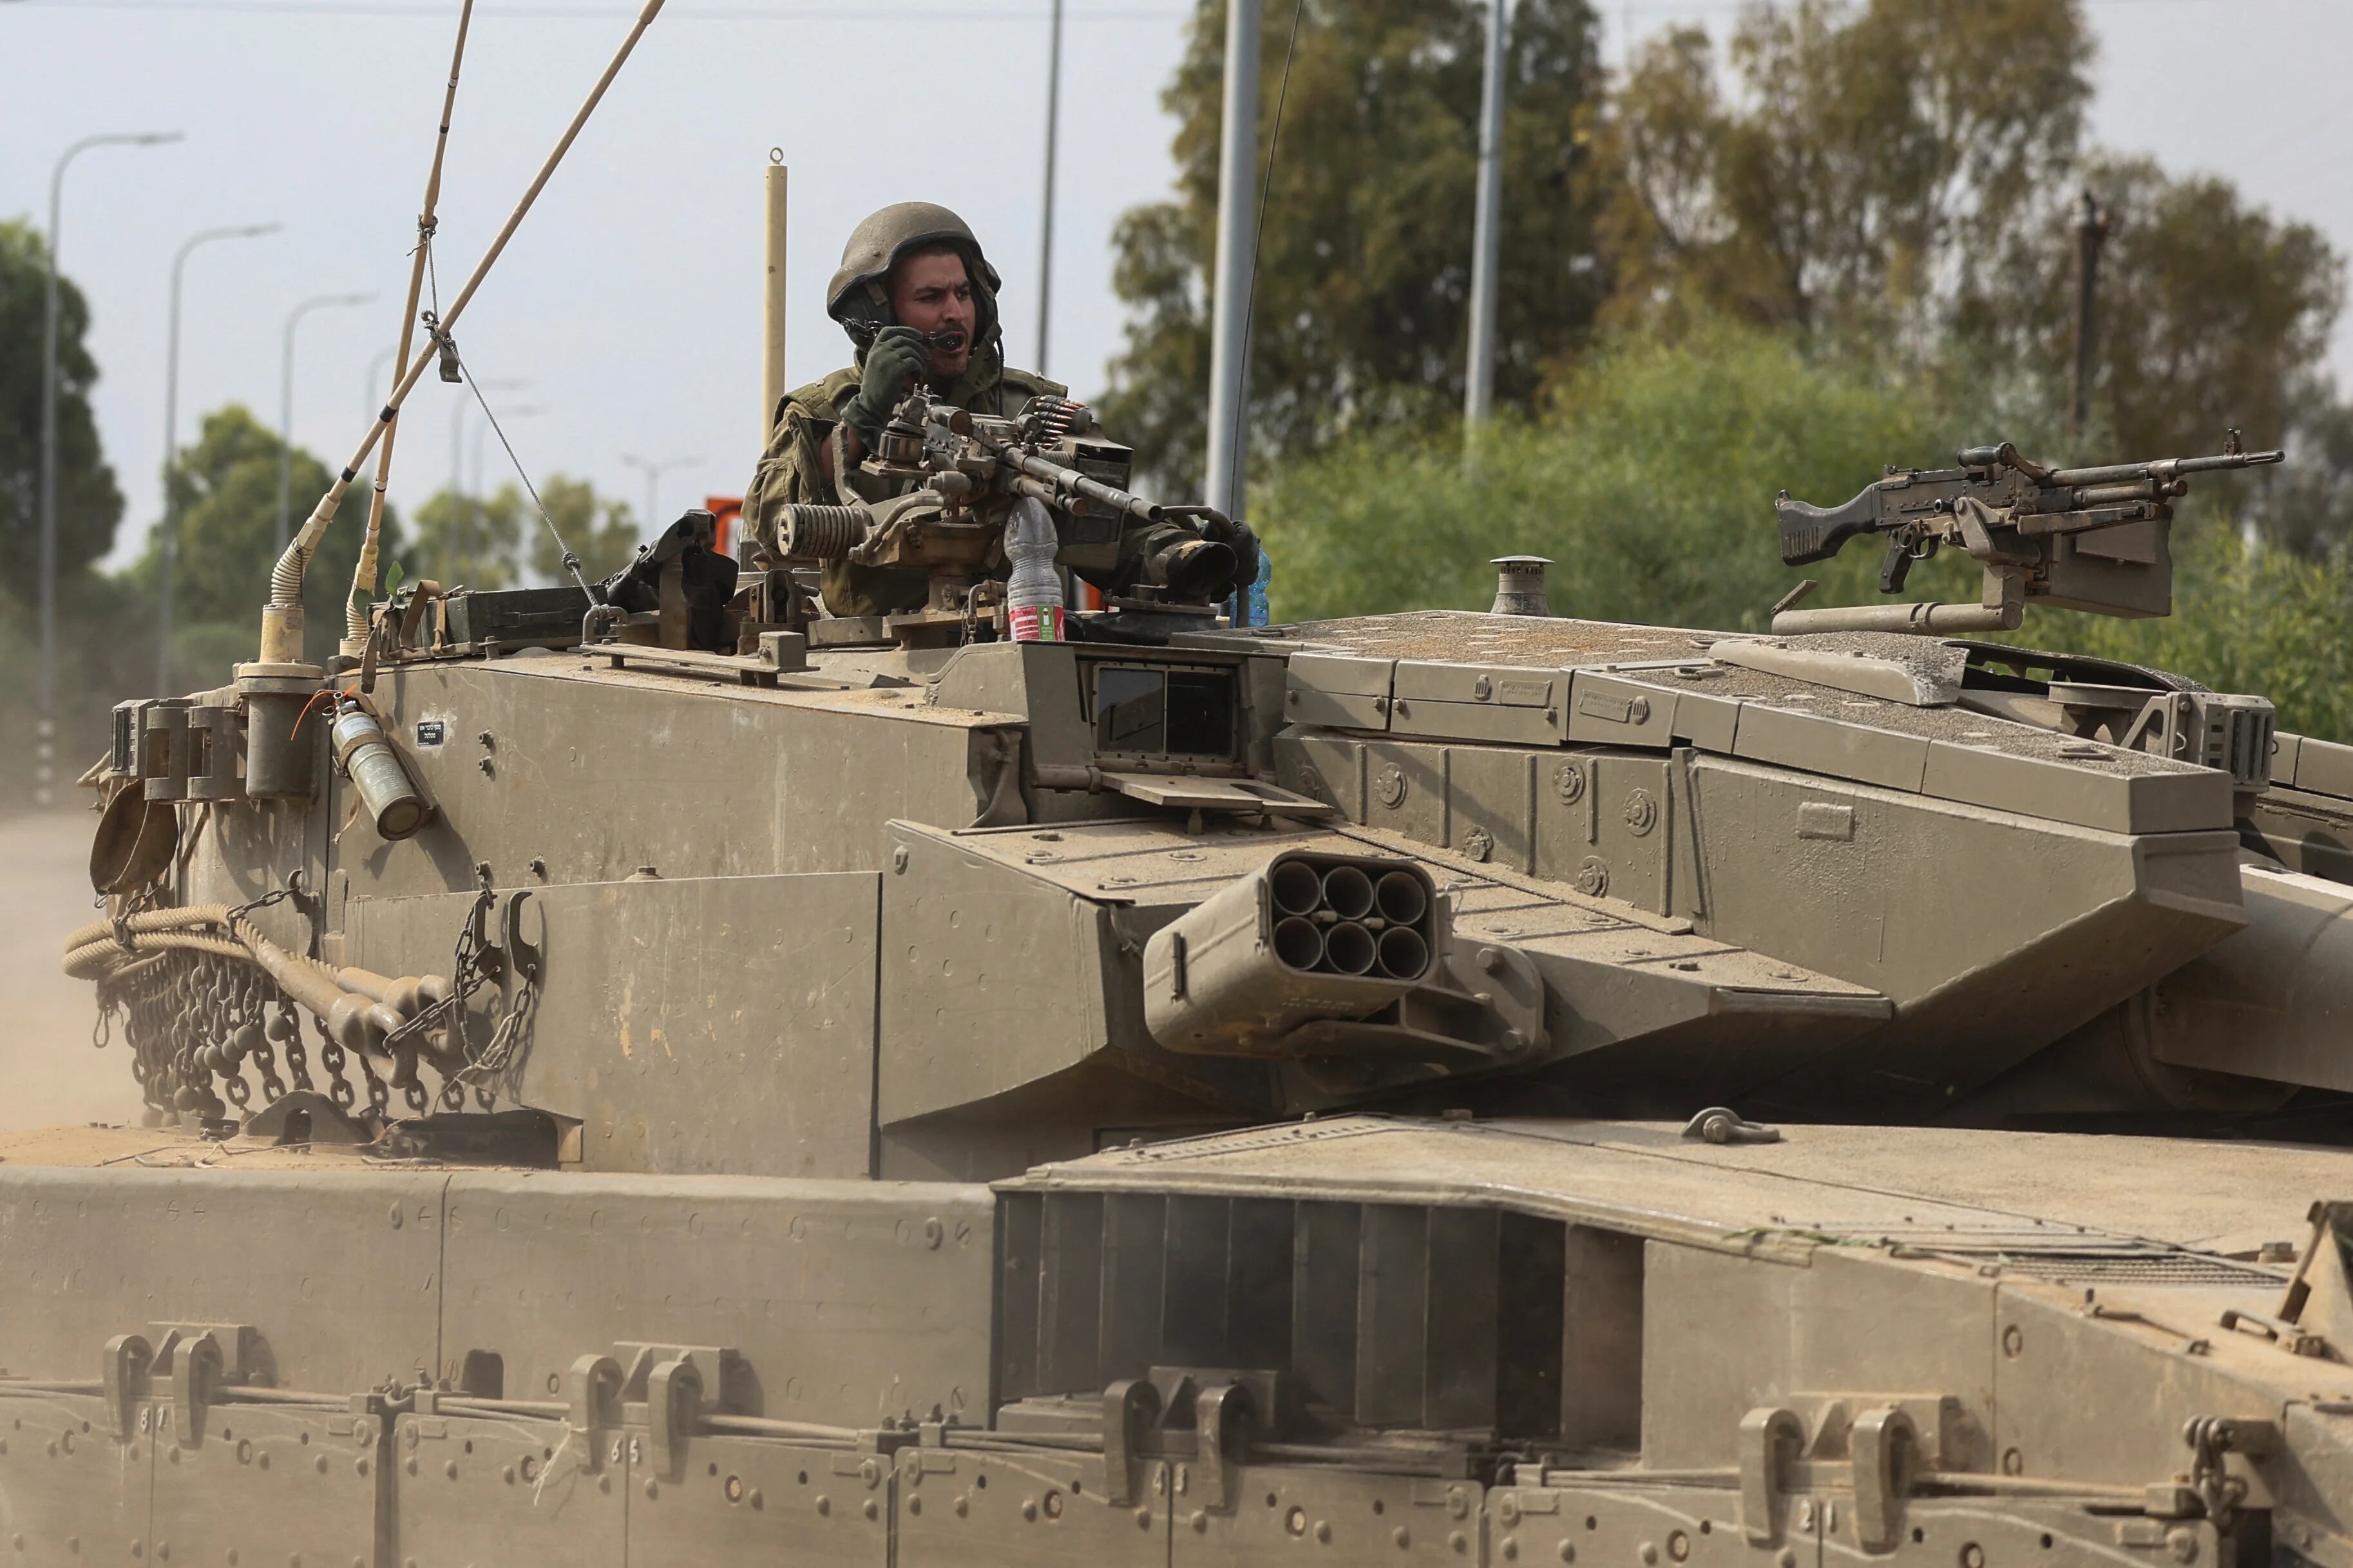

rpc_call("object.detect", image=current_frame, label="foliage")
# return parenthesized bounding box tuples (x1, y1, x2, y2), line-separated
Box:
(2064, 522, 2353, 744)
(409, 484, 526, 592)
(1098, 0, 1612, 491)
(0, 218, 125, 601)
(408, 475, 640, 592)
(1256, 319, 1939, 628)
(117, 404, 397, 683)
(531, 475, 642, 583)
(1601, 0, 2088, 342)
(1963, 154, 2345, 469)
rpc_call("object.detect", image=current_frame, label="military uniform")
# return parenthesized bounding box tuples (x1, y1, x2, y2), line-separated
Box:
(747, 350, 1107, 616)
(742, 202, 1230, 618)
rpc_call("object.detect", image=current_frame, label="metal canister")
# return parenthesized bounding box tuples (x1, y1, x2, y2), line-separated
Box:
(330, 699, 430, 840)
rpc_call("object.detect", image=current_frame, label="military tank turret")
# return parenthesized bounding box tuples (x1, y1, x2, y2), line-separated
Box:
(15, 13, 2353, 1564)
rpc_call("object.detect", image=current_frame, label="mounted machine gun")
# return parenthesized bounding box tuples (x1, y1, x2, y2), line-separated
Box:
(1771, 431, 2282, 635)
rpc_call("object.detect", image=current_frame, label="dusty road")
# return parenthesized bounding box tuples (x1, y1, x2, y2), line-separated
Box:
(0, 808, 142, 1131)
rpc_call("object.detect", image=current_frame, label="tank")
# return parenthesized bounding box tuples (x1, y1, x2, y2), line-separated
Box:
(17, 493, 2353, 1562)
(15, 29, 2353, 1566)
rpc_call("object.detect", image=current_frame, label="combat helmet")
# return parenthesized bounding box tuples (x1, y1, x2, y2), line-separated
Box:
(826, 202, 1003, 354)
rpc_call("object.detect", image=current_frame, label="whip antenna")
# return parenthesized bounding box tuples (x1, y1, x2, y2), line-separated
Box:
(342, 0, 477, 658)
(258, 0, 670, 668)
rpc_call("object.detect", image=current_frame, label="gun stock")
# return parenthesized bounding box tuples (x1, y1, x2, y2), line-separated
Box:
(1777, 485, 1885, 567)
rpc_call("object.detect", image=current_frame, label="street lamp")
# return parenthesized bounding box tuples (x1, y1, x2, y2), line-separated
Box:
(365, 345, 398, 419)
(157, 222, 280, 698)
(37, 129, 180, 805)
(448, 378, 529, 576)
(276, 291, 377, 554)
(462, 406, 541, 585)
(619, 453, 701, 531)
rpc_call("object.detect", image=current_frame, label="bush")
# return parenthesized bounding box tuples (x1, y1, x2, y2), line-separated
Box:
(1253, 318, 2353, 741)
(1255, 319, 1938, 630)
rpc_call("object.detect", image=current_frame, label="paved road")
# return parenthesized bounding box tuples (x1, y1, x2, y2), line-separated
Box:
(0, 808, 143, 1131)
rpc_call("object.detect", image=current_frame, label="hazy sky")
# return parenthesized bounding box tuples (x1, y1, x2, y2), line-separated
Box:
(4, 0, 2349, 574)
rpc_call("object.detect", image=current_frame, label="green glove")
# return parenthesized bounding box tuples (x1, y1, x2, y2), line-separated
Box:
(843, 325, 931, 447)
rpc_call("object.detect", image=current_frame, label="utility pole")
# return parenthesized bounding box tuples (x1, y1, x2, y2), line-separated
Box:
(37, 129, 180, 806)
(1463, 0, 1509, 428)
(2069, 189, 2110, 444)
(159, 222, 278, 697)
(277, 292, 375, 556)
(1036, 0, 1065, 374)
(1204, 0, 1263, 525)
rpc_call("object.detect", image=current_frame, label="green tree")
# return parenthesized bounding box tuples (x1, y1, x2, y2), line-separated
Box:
(1601, 0, 2089, 341)
(0, 218, 126, 601)
(529, 475, 641, 584)
(124, 404, 400, 680)
(1099, 0, 1611, 491)
(1255, 318, 1940, 628)
(1964, 153, 2344, 471)
(408, 484, 524, 592)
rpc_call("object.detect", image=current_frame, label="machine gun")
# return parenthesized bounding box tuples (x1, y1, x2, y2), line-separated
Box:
(775, 388, 1255, 632)
(1770, 433, 2282, 635)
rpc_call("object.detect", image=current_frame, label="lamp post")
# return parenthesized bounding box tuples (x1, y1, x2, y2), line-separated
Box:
(1463, 0, 1509, 429)
(1035, 0, 1065, 373)
(158, 222, 280, 697)
(1203, 0, 1262, 527)
(618, 453, 701, 531)
(468, 406, 542, 584)
(449, 378, 529, 577)
(276, 292, 376, 557)
(37, 129, 181, 805)
(365, 345, 398, 419)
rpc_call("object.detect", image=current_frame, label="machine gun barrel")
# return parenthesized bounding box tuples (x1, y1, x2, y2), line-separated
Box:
(994, 442, 1167, 526)
(2048, 449, 2283, 488)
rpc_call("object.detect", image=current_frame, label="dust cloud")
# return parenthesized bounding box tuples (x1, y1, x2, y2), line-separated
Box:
(0, 809, 144, 1131)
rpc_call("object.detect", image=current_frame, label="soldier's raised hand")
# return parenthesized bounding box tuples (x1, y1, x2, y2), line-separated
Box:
(845, 325, 933, 445)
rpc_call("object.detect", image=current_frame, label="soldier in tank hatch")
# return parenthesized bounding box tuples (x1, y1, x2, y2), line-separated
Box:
(743, 201, 1241, 618)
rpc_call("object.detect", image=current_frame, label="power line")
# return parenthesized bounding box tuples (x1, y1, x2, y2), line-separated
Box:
(13, 0, 1179, 15)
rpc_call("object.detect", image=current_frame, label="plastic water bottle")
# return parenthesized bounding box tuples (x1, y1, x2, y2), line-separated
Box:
(1004, 497, 1065, 641)
(1247, 547, 1273, 627)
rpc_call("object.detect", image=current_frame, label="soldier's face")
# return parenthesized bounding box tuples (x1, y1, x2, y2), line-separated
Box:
(890, 252, 976, 379)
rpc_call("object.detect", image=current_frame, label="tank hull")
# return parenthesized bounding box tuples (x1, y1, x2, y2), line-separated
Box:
(4, 1118, 2350, 1563)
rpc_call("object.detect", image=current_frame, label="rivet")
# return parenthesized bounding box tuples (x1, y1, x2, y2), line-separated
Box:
(1022, 1499, 1038, 1522)
(645, 1479, 658, 1498)
(1641, 1542, 1659, 1565)
(444, 1460, 457, 1480)
(1395, 1528, 1413, 1549)
(1450, 1529, 1469, 1554)
(1317, 1520, 1333, 1544)
(816, 1495, 831, 1516)
(863, 1498, 879, 1522)
(1137, 1508, 1154, 1529)
(1505, 1541, 1520, 1562)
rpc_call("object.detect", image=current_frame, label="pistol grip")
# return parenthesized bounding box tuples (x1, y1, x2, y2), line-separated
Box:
(1878, 537, 1915, 594)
